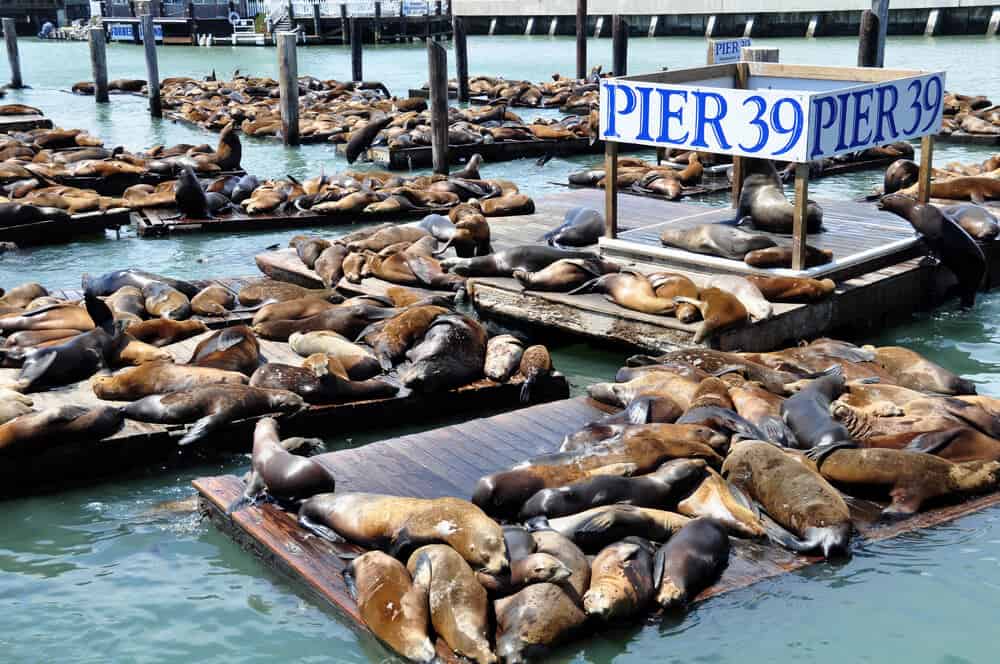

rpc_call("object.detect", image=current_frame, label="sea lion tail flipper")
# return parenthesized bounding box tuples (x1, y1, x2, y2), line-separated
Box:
(652, 543, 666, 589)
(85, 293, 116, 333)
(519, 376, 534, 403)
(803, 440, 858, 465)
(16, 351, 59, 391)
(566, 276, 601, 296)
(903, 428, 965, 455)
(759, 512, 815, 554)
(178, 411, 229, 446)
(576, 510, 616, 534)
(524, 516, 552, 532)
(760, 416, 798, 447)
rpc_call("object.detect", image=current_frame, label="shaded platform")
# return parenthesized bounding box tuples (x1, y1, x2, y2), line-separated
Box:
(353, 137, 605, 170)
(0, 114, 53, 132)
(194, 396, 1000, 661)
(936, 131, 1000, 146)
(0, 208, 130, 246)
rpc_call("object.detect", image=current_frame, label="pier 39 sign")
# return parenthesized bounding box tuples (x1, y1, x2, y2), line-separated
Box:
(600, 71, 945, 164)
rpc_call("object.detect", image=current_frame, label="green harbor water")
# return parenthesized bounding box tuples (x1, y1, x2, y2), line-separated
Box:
(1, 34, 1000, 663)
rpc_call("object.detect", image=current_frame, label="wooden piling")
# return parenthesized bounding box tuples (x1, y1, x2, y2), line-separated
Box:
(872, 0, 889, 66)
(350, 18, 362, 82)
(340, 3, 348, 44)
(373, 1, 382, 42)
(612, 15, 627, 76)
(2, 18, 22, 89)
(575, 0, 587, 79)
(400, 3, 408, 42)
(424, 8, 431, 41)
(858, 10, 880, 67)
(453, 16, 469, 102)
(277, 32, 300, 146)
(427, 41, 449, 175)
(89, 27, 109, 104)
(604, 142, 618, 238)
(312, 2, 321, 38)
(918, 135, 934, 204)
(141, 15, 162, 118)
(792, 163, 810, 271)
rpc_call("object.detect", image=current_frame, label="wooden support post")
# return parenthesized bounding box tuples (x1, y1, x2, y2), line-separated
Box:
(287, 0, 295, 23)
(453, 16, 469, 102)
(188, 1, 198, 43)
(872, 0, 889, 67)
(575, 0, 586, 79)
(2, 18, 22, 89)
(427, 40, 449, 175)
(277, 32, 300, 146)
(340, 4, 348, 44)
(792, 163, 809, 271)
(434, 1, 442, 40)
(89, 27, 109, 104)
(656, 147, 666, 165)
(604, 141, 618, 238)
(612, 15, 627, 76)
(312, 2, 322, 38)
(424, 9, 431, 41)
(918, 135, 933, 204)
(400, 4, 408, 42)
(374, 2, 382, 42)
(350, 19, 362, 81)
(858, 10, 880, 67)
(141, 14, 161, 118)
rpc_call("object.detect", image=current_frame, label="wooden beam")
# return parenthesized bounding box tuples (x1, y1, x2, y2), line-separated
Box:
(141, 15, 162, 118)
(612, 15, 627, 76)
(858, 9, 880, 67)
(89, 27, 109, 104)
(2, 18, 22, 89)
(453, 15, 469, 102)
(277, 32, 300, 146)
(792, 162, 810, 271)
(918, 135, 934, 204)
(350, 18, 362, 81)
(427, 40, 449, 175)
(604, 141, 619, 238)
(575, 0, 587, 79)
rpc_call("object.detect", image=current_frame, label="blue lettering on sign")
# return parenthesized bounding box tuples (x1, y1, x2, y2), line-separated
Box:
(834, 92, 851, 152)
(738, 95, 769, 152)
(771, 98, 804, 156)
(810, 96, 838, 159)
(691, 91, 731, 149)
(873, 84, 899, 143)
(602, 82, 637, 139)
(920, 75, 943, 132)
(634, 86, 655, 141)
(655, 88, 688, 144)
(848, 88, 875, 149)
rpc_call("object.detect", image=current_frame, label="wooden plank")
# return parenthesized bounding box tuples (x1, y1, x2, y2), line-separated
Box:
(0, 208, 129, 246)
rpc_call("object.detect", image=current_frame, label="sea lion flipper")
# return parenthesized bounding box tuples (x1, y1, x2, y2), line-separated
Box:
(567, 277, 601, 296)
(759, 511, 814, 554)
(298, 513, 350, 548)
(652, 543, 666, 589)
(177, 411, 229, 446)
(17, 351, 58, 391)
(586, 462, 638, 478)
(85, 294, 116, 333)
(803, 441, 858, 465)
(576, 510, 617, 534)
(342, 566, 358, 601)
(903, 428, 964, 455)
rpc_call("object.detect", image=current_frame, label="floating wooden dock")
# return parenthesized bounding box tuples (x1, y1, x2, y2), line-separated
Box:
(58, 169, 246, 197)
(936, 131, 1000, 146)
(0, 329, 568, 498)
(194, 395, 1000, 662)
(163, 111, 334, 144)
(0, 114, 53, 132)
(351, 137, 605, 170)
(0, 208, 131, 246)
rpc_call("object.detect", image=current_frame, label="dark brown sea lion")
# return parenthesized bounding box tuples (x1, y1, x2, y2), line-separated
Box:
(675, 288, 749, 343)
(248, 362, 397, 404)
(542, 207, 605, 248)
(399, 314, 487, 392)
(519, 458, 707, 519)
(675, 468, 765, 537)
(441, 245, 595, 277)
(745, 275, 836, 302)
(571, 270, 675, 315)
(297, 492, 508, 573)
(583, 538, 656, 620)
(188, 325, 260, 375)
(780, 368, 854, 458)
(314, 243, 350, 288)
(484, 334, 524, 383)
(518, 344, 552, 402)
(251, 303, 397, 341)
(0, 405, 124, 456)
(660, 224, 776, 260)
(737, 159, 823, 233)
(512, 257, 619, 292)
(867, 345, 976, 395)
(142, 282, 191, 320)
(722, 440, 851, 558)
(818, 447, 1000, 517)
(743, 245, 833, 268)
(358, 304, 450, 370)
(883, 158, 919, 194)
(190, 286, 236, 317)
(406, 545, 496, 664)
(941, 204, 999, 241)
(82, 269, 199, 299)
(346, 551, 436, 663)
(879, 194, 986, 306)
(126, 318, 208, 347)
(105, 286, 146, 319)
(91, 361, 247, 400)
(237, 280, 342, 307)
(174, 166, 211, 219)
(653, 517, 730, 609)
(539, 505, 689, 553)
(121, 384, 305, 445)
(345, 114, 393, 164)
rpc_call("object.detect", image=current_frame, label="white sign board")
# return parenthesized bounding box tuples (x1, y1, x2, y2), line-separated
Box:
(599, 71, 945, 163)
(708, 38, 751, 65)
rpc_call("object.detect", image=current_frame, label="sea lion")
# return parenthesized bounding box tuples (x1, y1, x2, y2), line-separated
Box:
(252, 302, 397, 341)
(508, 553, 572, 589)
(297, 492, 508, 573)
(519, 458, 707, 519)
(480, 193, 535, 217)
(91, 360, 248, 400)
(399, 314, 487, 392)
(0, 283, 47, 308)
(571, 270, 675, 315)
(879, 194, 986, 306)
(647, 272, 700, 322)
(105, 286, 146, 320)
(122, 384, 305, 445)
(348, 225, 429, 253)
(659, 224, 776, 260)
(126, 318, 208, 347)
(359, 305, 450, 370)
(407, 545, 496, 664)
(745, 275, 836, 302)
(701, 274, 772, 322)
(602, 395, 685, 427)
(346, 551, 436, 664)
(780, 368, 854, 459)
(941, 204, 999, 241)
(583, 538, 656, 620)
(82, 269, 199, 299)
(539, 505, 689, 553)
(452, 153, 483, 180)
(867, 345, 976, 395)
(314, 244, 350, 288)
(513, 257, 619, 292)
(883, 159, 920, 194)
(288, 330, 381, 380)
(653, 517, 730, 609)
(743, 244, 833, 268)
(190, 286, 236, 317)
(174, 166, 211, 219)
(251, 297, 340, 326)
(722, 440, 851, 558)
(675, 288, 749, 343)
(483, 334, 525, 384)
(675, 468, 765, 537)
(249, 362, 397, 404)
(0, 405, 124, 456)
(517, 344, 552, 402)
(345, 114, 393, 164)
(0, 388, 33, 424)
(493, 582, 586, 664)
(188, 325, 260, 375)
(441, 245, 595, 277)
(728, 380, 797, 447)
(543, 207, 604, 248)
(142, 282, 191, 320)
(737, 159, 823, 233)
(237, 280, 343, 307)
(898, 176, 1000, 203)
(589, 371, 703, 411)
(817, 447, 1000, 517)
(0, 303, 95, 332)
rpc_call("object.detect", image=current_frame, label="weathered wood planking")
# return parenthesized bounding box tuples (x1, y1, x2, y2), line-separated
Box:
(194, 396, 1000, 663)
(0, 208, 130, 246)
(0, 330, 569, 498)
(0, 114, 53, 132)
(354, 137, 607, 170)
(935, 131, 1000, 146)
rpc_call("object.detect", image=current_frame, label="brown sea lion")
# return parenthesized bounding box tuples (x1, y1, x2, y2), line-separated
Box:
(660, 224, 776, 260)
(745, 275, 836, 302)
(359, 305, 449, 370)
(647, 272, 700, 322)
(0, 388, 33, 424)
(676, 467, 765, 537)
(743, 245, 833, 268)
(867, 345, 976, 395)
(314, 243, 350, 288)
(883, 159, 920, 194)
(237, 280, 342, 307)
(722, 441, 851, 558)
(517, 344, 552, 402)
(589, 371, 703, 410)
(941, 204, 999, 241)
(348, 225, 429, 253)
(346, 551, 436, 664)
(114, 337, 173, 366)
(441, 245, 595, 278)
(142, 282, 191, 320)
(0, 405, 124, 456)
(290, 236, 332, 269)
(728, 379, 797, 447)
(407, 545, 496, 664)
(231, 417, 334, 506)
(249, 362, 397, 404)
(126, 318, 208, 347)
(512, 257, 619, 292)
(0, 303, 95, 332)
(481, 193, 535, 216)
(121, 384, 305, 445)
(189, 325, 260, 375)
(0, 283, 48, 308)
(288, 330, 381, 380)
(494, 582, 586, 664)
(297, 492, 508, 573)
(105, 285, 146, 319)
(190, 286, 236, 317)
(91, 360, 248, 400)
(541, 505, 689, 553)
(251, 297, 340, 326)
(675, 288, 749, 343)
(653, 517, 730, 609)
(484, 334, 524, 383)
(898, 176, 1000, 203)
(2, 328, 80, 349)
(571, 270, 675, 315)
(738, 159, 823, 233)
(583, 538, 656, 620)
(252, 303, 397, 341)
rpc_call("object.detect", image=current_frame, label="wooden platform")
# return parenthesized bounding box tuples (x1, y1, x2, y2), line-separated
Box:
(0, 114, 53, 132)
(0, 208, 130, 246)
(354, 137, 605, 170)
(194, 395, 1000, 662)
(936, 131, 1000, 146)
(57, 169, 245, 197)
(0, 330, 568, 498)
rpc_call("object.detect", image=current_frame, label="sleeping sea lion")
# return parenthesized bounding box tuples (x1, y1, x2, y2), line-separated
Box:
(0, 303, 95, 332)
(745, 275, 836, 302)
(399, 314, 487, 392)
(0, 283, 48, 308)
(583, 538, 656, 621)
(543, 207, 604, 248)
(288, 330, 381, 380)
(513, 257, 619, 292)
(126, 318, 208, 347)
(314, 244, 350, 288)
(653, 517, 730, 609)
(484, 334, 524, 383)
(441, 245, 595, 277)
(571, 270, 675, 315)
(743, 245, 833, 268)
(358, 305, 450, 370)
(660, 224, 777, 260)
(675, 468, 765, 537)
(82, 270, 199, 299)
(883, 159, 919, 194)
(251, 303, 397, 341)
(701, 274, 772, 322)
(941, 204, 999, 241)
(248, 362, 397, 404)
(0, 405, 124, 456)
(237, 280, 342, 307)
(91, 361, 247, 400)
(675, 288, 749, 343)
(142, 282, 191, 320)
(538, 505, 689, 553)
(188, 325, 260, 375)
(780, 368, 855, 459)
(867, 345, 976, 395)
(190, 286, 235, 317)
(648, 272, 700, 322)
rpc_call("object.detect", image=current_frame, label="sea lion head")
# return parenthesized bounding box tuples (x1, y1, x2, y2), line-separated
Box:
(876, 192, 917, 215)
(510, 552, 572, 586)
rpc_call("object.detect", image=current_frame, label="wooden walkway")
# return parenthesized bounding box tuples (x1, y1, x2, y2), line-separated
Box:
(0, 114, 52, 132)
(352, 137, 605, 170)
(194, 396, 1000, 661)
(0, 208, 131, 246)
(936, 131, 1000, 146)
